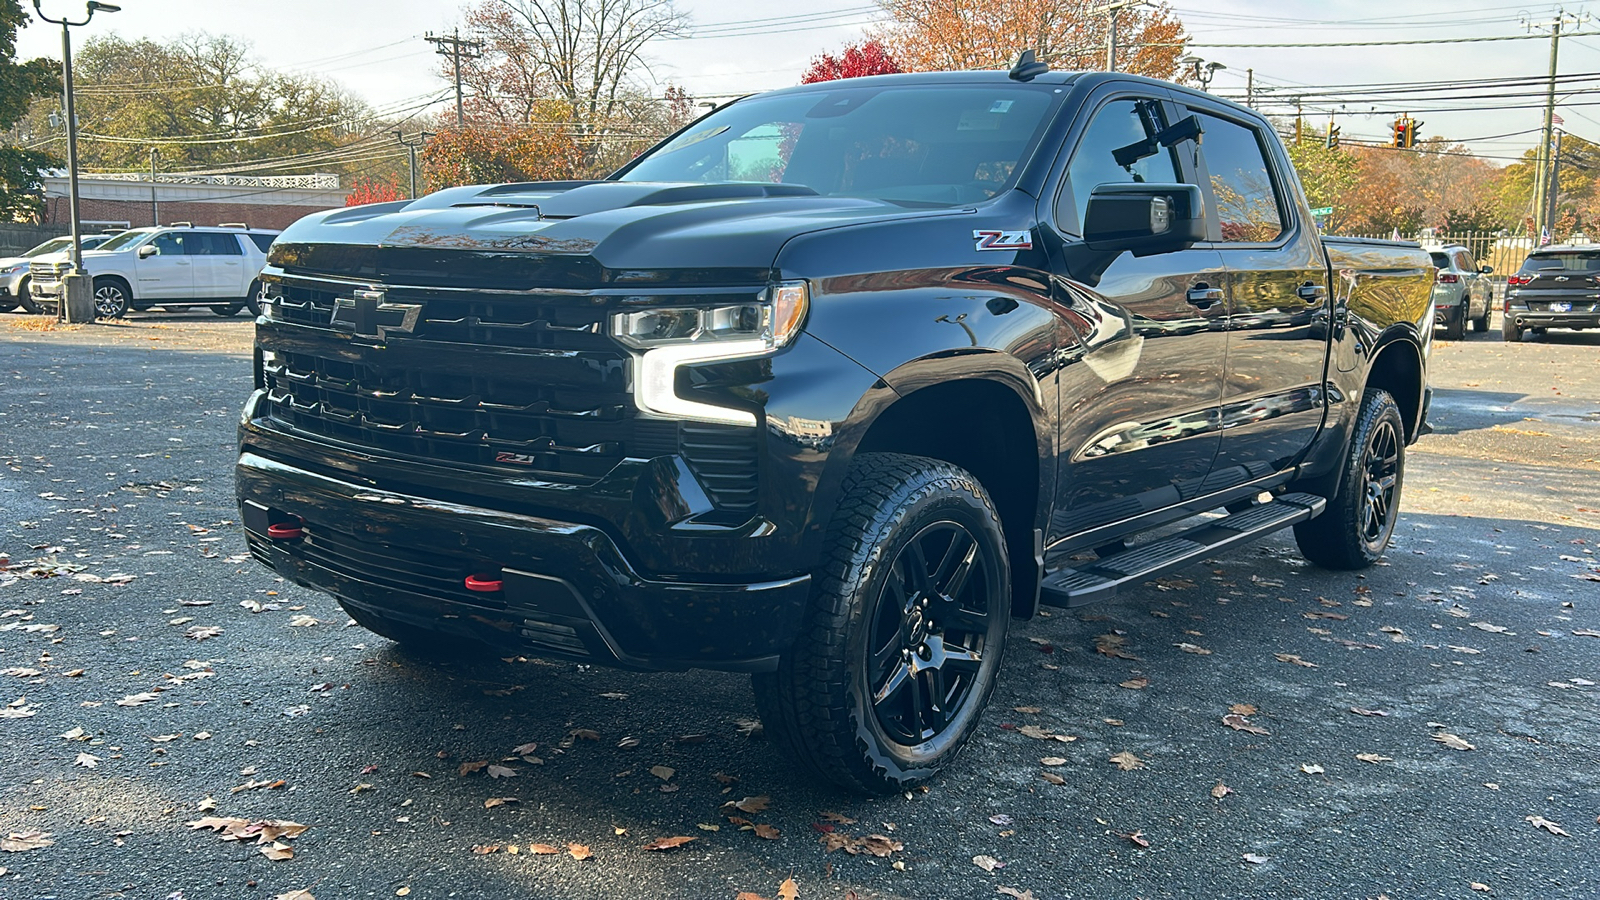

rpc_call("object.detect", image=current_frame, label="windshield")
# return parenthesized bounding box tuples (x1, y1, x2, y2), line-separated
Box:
(23, 237, 72, 257)
(96, 230, 155, 252)
(1524, 252, 1600, 272)
(617, 84, 1060, 206)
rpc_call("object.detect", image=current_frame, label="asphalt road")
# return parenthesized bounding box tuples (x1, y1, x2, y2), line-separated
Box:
(0, 313, 1596, 900)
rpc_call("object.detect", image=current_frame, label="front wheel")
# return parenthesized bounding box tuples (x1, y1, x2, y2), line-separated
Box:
(1294, 389, 1405, 570)
(753, 452, 1010, 795)
(244, 279, 263, 316)
(92, 278, 130, 319)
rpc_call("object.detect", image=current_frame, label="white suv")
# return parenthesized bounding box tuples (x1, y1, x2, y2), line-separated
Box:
(29, 223, 279, 318)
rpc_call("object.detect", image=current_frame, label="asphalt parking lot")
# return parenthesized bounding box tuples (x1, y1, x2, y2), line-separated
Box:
(1, 313, 1596, 900)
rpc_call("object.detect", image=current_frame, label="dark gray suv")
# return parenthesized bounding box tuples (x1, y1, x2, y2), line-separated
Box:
(1503, 246, 1600, 341)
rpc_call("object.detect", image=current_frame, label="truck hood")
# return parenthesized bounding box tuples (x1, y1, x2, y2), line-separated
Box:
(273, 181, 970, 275)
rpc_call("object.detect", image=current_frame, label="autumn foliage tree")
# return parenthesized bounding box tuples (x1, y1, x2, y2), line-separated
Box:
(344, 177, 406, 206)
(801, 40, 902, 83)
(872, 0, 1185, 79)
(421, 101, 583, 191)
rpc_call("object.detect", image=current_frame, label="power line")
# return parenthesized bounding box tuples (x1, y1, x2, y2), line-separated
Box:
(1177, 30, 1600, 49)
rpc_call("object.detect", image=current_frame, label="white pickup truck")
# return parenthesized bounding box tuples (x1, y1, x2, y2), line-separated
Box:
(29, 223, 278, 318)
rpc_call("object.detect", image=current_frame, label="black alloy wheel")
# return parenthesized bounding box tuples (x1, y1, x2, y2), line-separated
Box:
(753, 452, 1010, 795)
(92, 278, 129, 318)
(1294, 388, 1406, 570)
(866, 521, 996, 746)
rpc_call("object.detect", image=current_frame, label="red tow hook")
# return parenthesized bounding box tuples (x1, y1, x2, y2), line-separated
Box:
(266, 517, 304, 540)
(464, 572, 504, 593)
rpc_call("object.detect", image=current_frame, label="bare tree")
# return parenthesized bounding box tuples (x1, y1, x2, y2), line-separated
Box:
(457, 0, 687, 172)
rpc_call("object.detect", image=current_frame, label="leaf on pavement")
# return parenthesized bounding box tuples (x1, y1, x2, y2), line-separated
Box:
(1526, 815, 1569, 836)
(115, 692, 161, 707)
(753, 823, 780, 840)
(819, 811, 856, 825)
(1211, 781, 1234, 800)
(259, 841, 294, 861)
(1300, 763, 1325, 775)
(1222, 714, 1269, 735)
(1109, 751, 1145, 771)
(1118, 830, 1150, 848)
(649, 765, 675, 781)
(274, 891, 315, 900)
(528, 843, 562, 854)
(186, 625, 223, 641)
(1093, 633, 1139, 660)
(1356, 753, 1393, 764)
(486, 764, 516, 779)
(1040, 756, 1067, 766)
(1273, 652, 1317, 668)
(1571, 629, 1600, 638)
(1469, 622, 1513, 635)
(1, 831, 53, 852)
(483, 797, 517, 809)
(973, 854, 1004, 872)
(568, 842, 592, 860)
(1470, 883, 1492, 893)
(1433, 733, 1475, 751)
(512, 741, 539, 756)
(1119, 677, 1149, 690)
(642, 836, 696, 851)
(723, 795, 771, 814)
(458, 760, 487, 776)
(1229, 703, 1257, 716)
(777, 877, 798, 900)
(1349, 707, 1390, 717)
(1039, 771, 1066, 785)
(997, 889, 1038, 900)
(1243, 852, 1269, 865)
(1175, 642, 1211, 655)
(73, 752, 99, 768)
(288, 615, 319, 627)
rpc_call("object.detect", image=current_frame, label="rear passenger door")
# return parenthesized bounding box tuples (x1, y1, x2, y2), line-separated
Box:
(191, 232, 248, 299)
(1183, 101, 1331, 482)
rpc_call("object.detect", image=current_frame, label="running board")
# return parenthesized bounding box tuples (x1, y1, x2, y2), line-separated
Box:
(1038, 492, 1326, 608)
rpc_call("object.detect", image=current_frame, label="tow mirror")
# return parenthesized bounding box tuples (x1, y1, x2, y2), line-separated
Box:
(137, 244, 158, 259)
(1083, 183, 1205, 257)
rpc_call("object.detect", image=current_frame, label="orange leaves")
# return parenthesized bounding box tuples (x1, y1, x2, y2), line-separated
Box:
(422, 125, 582, 194)
(820, 832, 902, 857)
(186, 815, 307, 861)
(641, 835, 696, 852)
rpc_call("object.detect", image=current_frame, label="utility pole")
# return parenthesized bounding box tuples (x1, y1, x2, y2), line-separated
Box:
(1245, 68, 1254, 107)
(1546, 128, 1565, 239)
(1526, 10, 1586, 241)
(149, 147, 158, 227)
(1096, 0, 1148, 73)
(425, 29, 484, 127)
(395, 130, 434, 199)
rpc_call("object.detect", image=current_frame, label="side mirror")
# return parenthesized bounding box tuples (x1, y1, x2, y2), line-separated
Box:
(137, 244, 158, 259)
(1083, 183, 1205, 257)
(1479, 265, 1493, 274)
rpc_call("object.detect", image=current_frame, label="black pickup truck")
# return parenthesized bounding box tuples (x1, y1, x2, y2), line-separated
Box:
(236, 64, 1434, 794)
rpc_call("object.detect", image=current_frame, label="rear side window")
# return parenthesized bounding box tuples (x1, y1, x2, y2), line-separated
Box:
(1453, 249, 1474, 271)
(1063, 98, 1178, 231)
(194, 233, 244, 256)
(248, 233, 276, 253)
(1525, 253, 1600, 271)
(1195, 112, 1284, 243)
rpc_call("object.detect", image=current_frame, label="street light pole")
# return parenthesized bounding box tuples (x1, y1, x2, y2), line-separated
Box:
(33, 0, 120, 323)
(149, 147, 158, 227)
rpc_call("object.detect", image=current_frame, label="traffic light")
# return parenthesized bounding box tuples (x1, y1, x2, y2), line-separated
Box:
(1404, 119, 1422, 149)
(1326, 124, 1341, 150)
(1391, 118, 1406, 148)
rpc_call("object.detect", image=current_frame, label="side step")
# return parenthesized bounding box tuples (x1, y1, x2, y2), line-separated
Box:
(1039, 492, 1326, 608)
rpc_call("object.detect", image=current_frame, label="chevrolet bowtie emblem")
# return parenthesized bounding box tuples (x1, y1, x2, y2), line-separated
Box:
(331, 288, 421, 341)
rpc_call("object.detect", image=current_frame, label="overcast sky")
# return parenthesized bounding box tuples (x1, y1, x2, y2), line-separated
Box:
(17, 0, 1599, 166)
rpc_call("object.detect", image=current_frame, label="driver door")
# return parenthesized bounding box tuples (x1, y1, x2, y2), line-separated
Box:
(134, 232, 195, 300)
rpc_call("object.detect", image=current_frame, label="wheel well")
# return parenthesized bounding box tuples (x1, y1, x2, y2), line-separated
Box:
(92, 274, 131, 294)
(855, 379, 1041, 618)
(1366, 340, 1423, 440)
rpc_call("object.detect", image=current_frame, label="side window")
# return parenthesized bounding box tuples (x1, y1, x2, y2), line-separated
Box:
(1062, 98, 1178, 231)
(1194, 112, 1285, 243)
(199, 233, 244, 256)
(151, 233, 185, 256)
(1455, 250, 1474, 271)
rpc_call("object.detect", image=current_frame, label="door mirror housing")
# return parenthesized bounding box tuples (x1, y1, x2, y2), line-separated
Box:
(137, 244, 158, 259)
(1478, 264, 1493, 274)
(1082, 183, 1205, 257)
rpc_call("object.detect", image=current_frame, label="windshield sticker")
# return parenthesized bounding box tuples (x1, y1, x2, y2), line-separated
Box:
(989, 100, 1014, 113)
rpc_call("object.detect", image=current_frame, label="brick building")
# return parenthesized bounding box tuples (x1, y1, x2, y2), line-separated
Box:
(43, 172, 350, 232)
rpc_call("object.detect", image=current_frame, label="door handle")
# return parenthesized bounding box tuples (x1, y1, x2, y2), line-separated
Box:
(1297, 282, 1327, 303)
(1186, 285, 1224, 308)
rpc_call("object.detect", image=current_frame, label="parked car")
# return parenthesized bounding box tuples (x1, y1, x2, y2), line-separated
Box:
(237, 65, 1435, 794)
(29, 223, 278, 318)
(0, 233, 121, 313)
(1427, 244, 1493, 339)
(1503, 245, 1600, 341)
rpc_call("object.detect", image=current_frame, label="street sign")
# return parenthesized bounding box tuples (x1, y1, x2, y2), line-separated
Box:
(1309, 207, 1334, 216)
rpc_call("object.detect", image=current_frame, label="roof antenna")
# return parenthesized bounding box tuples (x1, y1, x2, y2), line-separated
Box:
(1009, 49, 1050, 82)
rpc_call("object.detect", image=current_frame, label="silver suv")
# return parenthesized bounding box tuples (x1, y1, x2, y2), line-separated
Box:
(1428, 244, 1493, 340)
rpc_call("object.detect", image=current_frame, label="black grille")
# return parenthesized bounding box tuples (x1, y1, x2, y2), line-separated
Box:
(257, 273, 765, 502)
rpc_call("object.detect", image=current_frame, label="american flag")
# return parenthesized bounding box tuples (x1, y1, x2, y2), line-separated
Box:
(1553, 113, 1565, 125)
(1541, 227, 1553, 247)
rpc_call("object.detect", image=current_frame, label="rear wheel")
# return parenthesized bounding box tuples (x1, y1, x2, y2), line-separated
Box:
(92, 277, 130, 319)
(1294, 389, 1404, 570)
(1501, 314, 1522, 342)
(1441, 305, 1466, 340)
(753, 452, 1010, 795)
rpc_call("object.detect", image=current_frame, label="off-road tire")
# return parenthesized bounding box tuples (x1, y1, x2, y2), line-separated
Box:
(1294, 389, 1405, 570)
(752, 452, 1010, 795)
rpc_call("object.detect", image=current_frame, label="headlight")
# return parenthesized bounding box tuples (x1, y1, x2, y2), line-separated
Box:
(0, 264, 23, 275)
(610, 281, 809, 427)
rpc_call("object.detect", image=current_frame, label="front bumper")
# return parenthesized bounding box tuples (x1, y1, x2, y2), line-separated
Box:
(236, 450, 811, 672)
(30, 280, 62, 301)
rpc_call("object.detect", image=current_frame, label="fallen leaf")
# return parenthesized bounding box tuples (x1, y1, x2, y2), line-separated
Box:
(186, 625, 222, 641)
(1470, 883, 1492, 893)
(1109, 750, 1145, 771)
(1093, 633, 1139, 660)
(1118, 830, 1150, 848)
(528, 843, 562, 854)
(1571, 629, 1600, 638)
(1526, 815, 1569, 836)
(274, 891, 315, 900)
(1349, 707, 1390, 717)
(115, 692, 161, 707)
(59, 726, 86, 741)
(1229, 703, 1257, 716)
(819, 811, 856, 825)
(1273, 652, 1317, 668)
(288, 615, 319, 627)
(569, 728, 601, 741)
(260, 842, 294, 861)
(973, 854, 1005, 872)
(777, 877, 798, 900)
(642, 836, 696, 851)
(1040, 756, 1067, 766)
(1012, 705, 1042, 714)
(1211, 781, 1234, 800)
(753, 823, 780, 840)
(988, 814, 1013, 826)
(568, 842, 592, 860)
(486, 764, 516, 779)
(73, 752, 99, 768)
(471, 844, 501, 855)
(997, 889, 1038, 900)
(1039, 771, 1066, 785)
(725, 795, 771, 814)
(1175, 642, 1211, 655)
(1356, 753, 1393, 764)
(483, 797, 518, 809)
(1, 831, 53, 852)
(1119, 677, 1149, 690)
(1242, 852, 1269, 865)
(1222, 713, 1270, 735)
(458, 761, 488, 776)
(1433, 733, 1475, 751)
(1300, 763, 1325, 775)
(512, 741, 539, 755)
(1469, 622, 1513, 635)
(649, 765, 675, 781)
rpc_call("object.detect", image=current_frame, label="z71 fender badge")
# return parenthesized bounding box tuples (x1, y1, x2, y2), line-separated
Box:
(973, 229, 1033, 251)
